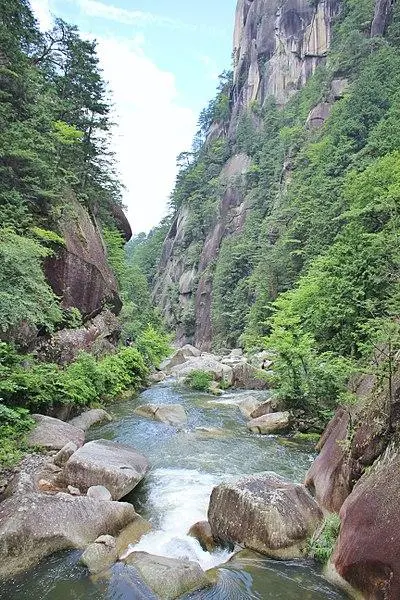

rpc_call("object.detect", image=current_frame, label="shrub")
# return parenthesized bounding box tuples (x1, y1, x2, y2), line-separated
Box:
(0, 403, 34, 467)
(135, 325, 171, 368)
(185, 370, 213, 391)
(308, 514, 341, 564)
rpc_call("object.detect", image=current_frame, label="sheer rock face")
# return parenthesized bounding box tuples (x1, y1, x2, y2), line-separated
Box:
(332, 452, 400, 600)
(45, 197, 122, 319)
(208, 472, 323, 559)
(153, 0, 340, 351)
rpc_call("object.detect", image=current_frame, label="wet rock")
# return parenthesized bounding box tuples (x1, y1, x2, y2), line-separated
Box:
(87, 485, 112, 502)
(69, 409, 112, 432)
(63, 439, 149, 500)
(247, 411, 291, 434)
(208, 472, 323, 559)
(53, 441, 78, 467)
(208, 381, 223, 396)
(0, 487, 137, 577)
(149, 371, 166, 384)
(237, 395, 263, 419)
(123, 551, 211, 600)
(188, 521, 217, 553)
(116, 515, 152, 558)
(192, 427, 230, 440)
(134, 403, 187, 426)
(171, 356, 233, 386)
(332, 452, 400, 599)
(232, 363, 269, 390)
(250, 399, 276, 419)
(80, 534, 118, 574)
(27, 415, 85, 451)
(304, 408, 352, 513)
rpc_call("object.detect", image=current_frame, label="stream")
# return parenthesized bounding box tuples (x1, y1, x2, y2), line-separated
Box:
(0, 380, 347, 599)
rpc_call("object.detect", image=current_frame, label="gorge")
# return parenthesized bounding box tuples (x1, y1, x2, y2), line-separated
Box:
(1, 0, 400, 599)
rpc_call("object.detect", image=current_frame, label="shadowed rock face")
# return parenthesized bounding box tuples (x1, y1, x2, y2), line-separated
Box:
(208, 472, 322, 559)
(332, 452, 400, 600)
(45, 197, 122, 318)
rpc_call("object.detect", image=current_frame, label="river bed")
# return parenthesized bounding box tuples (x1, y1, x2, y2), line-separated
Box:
(0, 380, 347, 599)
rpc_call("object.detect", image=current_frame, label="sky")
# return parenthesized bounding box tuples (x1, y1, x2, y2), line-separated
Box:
(30, 0, 237, 233)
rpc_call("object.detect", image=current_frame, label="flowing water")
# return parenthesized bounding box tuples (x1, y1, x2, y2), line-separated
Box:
(0, 380, 347, 600)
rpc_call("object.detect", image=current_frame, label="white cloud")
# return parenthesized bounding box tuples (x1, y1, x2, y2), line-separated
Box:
(94, 35, 196, 233)
(30, 0, 53, 30)
(199, 55, 220, 81)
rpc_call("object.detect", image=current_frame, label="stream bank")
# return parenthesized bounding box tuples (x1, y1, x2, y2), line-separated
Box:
(0, 379, 346, 599)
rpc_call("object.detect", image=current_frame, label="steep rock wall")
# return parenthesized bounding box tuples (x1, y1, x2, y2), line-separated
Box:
(154, 0, 340, 350)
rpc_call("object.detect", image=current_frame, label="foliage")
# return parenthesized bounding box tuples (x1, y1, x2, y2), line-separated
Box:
(308, 514, 341, 564)
(185, 370, 213, 391)
(102, 225, 126, 285)
(0, 402, 34, 468)
(135, 325, 171, 368)
(0, 228, 62, 332)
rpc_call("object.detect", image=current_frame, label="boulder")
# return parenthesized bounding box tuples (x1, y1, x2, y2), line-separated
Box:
(123, 552, 211, 600)
(68, 409, 112, 432)
(134, 403, 187, 426)
(208, 472, 323, 559)
(80, 535, 118, 574)
(188, 521, 217, 552)
(67, 485, 81, 496)
(237, 395, 263, 419)
(0, 488, 137, 577)
(160, 345, 201, 373)
(304, 408, 352, 513)
(62, 439, 149, 500)
(116, 515, 152, 557)
(332, 453, 400, 599)
(171, 356, 233, 386)
(87, 485, 112, 502)
(27, 415, 85, 450)
(247, 411, 291, 434)
(53, 441, 78, 467)
(149, 371, 166, 384)
(232, 363, 269, 390)
(250, 399, 276, 419)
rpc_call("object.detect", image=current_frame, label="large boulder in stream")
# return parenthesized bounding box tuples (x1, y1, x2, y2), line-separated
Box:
(134, 403, 187, 426)
(123, 551, 211, 600)
(208, 472, 323, 559)
(27, 414, 85, 450)
(171, 355, 233, 386)
(0, 456, 137, 578)
(62, 439, 149, 500)
(247, 411, 291, 434)
(68, 408, 112, 432)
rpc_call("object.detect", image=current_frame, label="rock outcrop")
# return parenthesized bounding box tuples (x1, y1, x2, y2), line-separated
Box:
(0, 456, 137, 578)
(62, 439, 149, 500)
(123, 552, 211, 600)
(133, 403, 188, 426)
(44, 197, 122, 318)
(331, 451, 400, 600)
(208, 472, 322, 558)
(27, 414, 85, 450)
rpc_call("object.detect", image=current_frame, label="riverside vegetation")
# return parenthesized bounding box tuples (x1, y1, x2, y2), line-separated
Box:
(0, 1, 170, 467)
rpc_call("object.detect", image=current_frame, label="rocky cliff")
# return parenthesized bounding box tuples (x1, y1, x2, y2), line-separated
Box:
(154, 0, 341, 350)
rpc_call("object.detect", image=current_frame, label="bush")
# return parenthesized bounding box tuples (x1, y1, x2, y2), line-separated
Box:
(185, 370, 213, 391)
(308, 514, 341, 564)
(135, 325, 171, 368)
(0, 403, 34, 467)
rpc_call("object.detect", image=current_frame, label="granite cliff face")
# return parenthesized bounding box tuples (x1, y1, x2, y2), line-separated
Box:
(154, 0, 341, 350)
